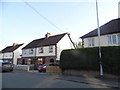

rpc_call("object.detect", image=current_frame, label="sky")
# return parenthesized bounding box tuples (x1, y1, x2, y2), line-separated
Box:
(0, 0, 119, 50)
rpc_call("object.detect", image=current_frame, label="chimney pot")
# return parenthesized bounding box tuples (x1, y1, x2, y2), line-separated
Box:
(45, 33, 51, 38)
(13, 43, 17, 46)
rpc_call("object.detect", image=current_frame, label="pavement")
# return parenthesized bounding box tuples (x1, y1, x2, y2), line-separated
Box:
(59, 74, 119, 89)
(28, 70, 120, 89)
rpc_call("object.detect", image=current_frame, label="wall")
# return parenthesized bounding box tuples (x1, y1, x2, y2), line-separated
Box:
(56, 34, 74, 60)
(22, 48, 36, 57)
(13, 49, 21, 65)
(0, 53, 3, 59)
(36, 45, 56, 57)
(3, 52, 13, 59)
(83, 33, 120, 48)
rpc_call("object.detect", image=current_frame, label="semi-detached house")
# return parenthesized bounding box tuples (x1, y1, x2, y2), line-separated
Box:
(22, 33, 74, 65)
(0, 43, 23, 65)
(80, 18, 120, 48)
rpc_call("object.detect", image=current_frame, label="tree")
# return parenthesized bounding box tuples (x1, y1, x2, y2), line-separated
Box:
(74, 41, 82, 49)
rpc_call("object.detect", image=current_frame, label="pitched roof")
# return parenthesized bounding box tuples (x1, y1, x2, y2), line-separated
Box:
(80, 18, 120, 39)
(22, 38, 45, 49)
(1, 44, 23, 53)
(22, 33, 67, 49)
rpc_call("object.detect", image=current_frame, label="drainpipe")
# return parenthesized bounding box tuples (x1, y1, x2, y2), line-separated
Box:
(34, 47, 37, 69)
(12, 52, 14, 64)
(55, 44, 57, 63)
(2, 53, 4, 61)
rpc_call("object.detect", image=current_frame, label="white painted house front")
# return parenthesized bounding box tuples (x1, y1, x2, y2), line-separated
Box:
(0, 43, 23, 65)
(80, 18, 120, 48)
(22, 33, 74, 65)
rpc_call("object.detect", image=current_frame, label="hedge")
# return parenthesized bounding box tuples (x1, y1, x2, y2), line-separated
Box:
(60, 46, 120, 75)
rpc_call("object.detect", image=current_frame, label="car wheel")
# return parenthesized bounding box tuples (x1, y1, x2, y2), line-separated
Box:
(38, 70, 42, 72)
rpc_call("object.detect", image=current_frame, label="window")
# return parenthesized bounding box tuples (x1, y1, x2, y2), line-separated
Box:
(23, 50, 27, 55)
(118, 34, 120, 44)
(38, 58, 43, 64)
(29, 49, 34, 54)
(38, 48, 44, 54)
(88, 38, 95, 46)
(108, 35, 118, 45)
(49, 46, 53, 53)
(108, 36, 112, 44)
(112, 35, 117, 44)
(27, 58, 32, 65)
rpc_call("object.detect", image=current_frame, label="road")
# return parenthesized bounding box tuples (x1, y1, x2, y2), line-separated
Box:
(2, 70, 112, 88)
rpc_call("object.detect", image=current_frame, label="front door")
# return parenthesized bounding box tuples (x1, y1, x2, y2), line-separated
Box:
(37, 58, 45, 65)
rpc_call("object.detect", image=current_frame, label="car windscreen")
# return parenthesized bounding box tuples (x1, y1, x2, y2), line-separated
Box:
(2, 62, 12, 65)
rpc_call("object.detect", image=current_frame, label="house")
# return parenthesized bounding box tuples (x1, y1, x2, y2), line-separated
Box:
(0, 43, 23, 65)
(22, 33, 74, 65)
(80, 18, 120, 48)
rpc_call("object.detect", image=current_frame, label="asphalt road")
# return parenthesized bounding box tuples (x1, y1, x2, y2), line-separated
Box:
(2, 70, 111, 88)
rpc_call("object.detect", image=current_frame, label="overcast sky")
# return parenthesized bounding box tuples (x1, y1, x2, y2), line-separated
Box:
(0, 0, 119, 50)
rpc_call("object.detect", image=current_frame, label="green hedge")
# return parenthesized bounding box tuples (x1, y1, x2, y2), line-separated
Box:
(60, 46, 120, 75)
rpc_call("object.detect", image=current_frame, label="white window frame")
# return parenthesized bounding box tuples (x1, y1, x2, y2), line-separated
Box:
(88, 38, 95, 47)
(23, 50, 27, 55)
(38, 47, 44, 54)
(49, 46, 53, 53)
(29, 49, 34, 54)
(117, 34, 120, 44)
(108, 35, 118, 45)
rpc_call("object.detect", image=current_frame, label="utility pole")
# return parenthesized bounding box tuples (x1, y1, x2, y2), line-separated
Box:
(96, 0, 103, 76)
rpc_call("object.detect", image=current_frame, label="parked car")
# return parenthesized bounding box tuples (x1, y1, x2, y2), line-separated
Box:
(0, 62, 14, 72)
(37, 64, 48, 72)
(49, 63, 59, 66)
(37, 63, 59, 72)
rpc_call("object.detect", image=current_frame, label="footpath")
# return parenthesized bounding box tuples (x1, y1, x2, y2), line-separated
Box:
(28, 69, 120, 89)
(59, 74, 119, 89)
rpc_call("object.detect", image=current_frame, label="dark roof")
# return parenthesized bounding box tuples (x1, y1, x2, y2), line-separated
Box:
(1, 44, 23, 53)
(80, 18, 120, 39)
(22, 38, 45, 49)
(22, 33, 67, 49)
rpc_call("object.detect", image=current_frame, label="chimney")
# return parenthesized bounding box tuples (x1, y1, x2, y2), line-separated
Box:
(13, 43, 18, 46)
(45, 32, 51, 38)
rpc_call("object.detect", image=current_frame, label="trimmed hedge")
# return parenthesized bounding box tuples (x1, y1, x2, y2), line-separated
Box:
(60, 46, 120, 75)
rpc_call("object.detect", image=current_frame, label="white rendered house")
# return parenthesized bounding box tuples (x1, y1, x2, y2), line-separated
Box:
(0, 43, 23, 65)
(22, 33, 74, 65)
(80, 18, 120, 48)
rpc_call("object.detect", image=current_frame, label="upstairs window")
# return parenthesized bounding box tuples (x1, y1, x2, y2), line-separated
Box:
(49, 46, 53, 53)
(23, 50, 27, 55)
(38, 48, 44, 54)
(29, 49, 34, 54)
(88, 38, 95, 46)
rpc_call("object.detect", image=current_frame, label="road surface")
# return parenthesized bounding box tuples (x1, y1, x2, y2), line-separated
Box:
(2, 70, 111, 88)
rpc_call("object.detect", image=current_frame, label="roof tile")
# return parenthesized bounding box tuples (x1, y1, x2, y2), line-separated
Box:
(22, 33, 67, 49)
(1, 44, 23, 53)
(80, 18, 120, 39)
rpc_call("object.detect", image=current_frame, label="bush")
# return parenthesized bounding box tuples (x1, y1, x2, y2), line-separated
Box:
(60, 46, 120, 75)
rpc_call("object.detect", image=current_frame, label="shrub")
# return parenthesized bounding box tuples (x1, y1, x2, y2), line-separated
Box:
(60, 46, 120, 75)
